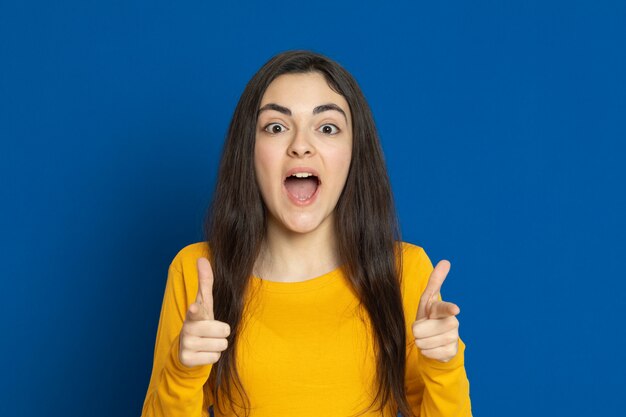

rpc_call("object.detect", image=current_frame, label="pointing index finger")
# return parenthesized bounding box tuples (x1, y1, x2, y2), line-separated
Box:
(196, 257, 215, 320)
(415, 260, 451, 321)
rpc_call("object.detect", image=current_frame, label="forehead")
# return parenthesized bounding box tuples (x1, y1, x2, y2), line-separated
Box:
(260, 72, 351, 119)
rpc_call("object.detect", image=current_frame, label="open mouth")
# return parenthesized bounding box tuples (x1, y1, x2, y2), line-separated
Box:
(284, 172, 320, 203)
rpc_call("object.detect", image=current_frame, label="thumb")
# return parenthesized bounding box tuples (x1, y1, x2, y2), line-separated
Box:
(428, 300, 461, 319)
(415, 260, 451, 322)
(193, 257, 214, 320)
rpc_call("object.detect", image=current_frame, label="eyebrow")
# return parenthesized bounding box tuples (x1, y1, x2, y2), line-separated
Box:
(257, 103, 347, 122)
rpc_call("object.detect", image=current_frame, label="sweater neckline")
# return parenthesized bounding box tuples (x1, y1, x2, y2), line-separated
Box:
(250, 266, 343, 293)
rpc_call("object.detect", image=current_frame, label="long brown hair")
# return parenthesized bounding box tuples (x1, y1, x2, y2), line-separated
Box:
(204, 50, 411, 417)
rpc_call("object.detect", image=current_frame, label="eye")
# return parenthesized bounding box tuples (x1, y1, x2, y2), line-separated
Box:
(263, 123, 288, 134)
(319, 124, 340, 135)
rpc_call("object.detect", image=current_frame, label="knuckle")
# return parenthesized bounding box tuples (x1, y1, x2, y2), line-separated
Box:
(209, 339, 224, 352)
(446, 317, 458, 330)
(182, 322, 196, 336)
(180, 337, 190, 350)
(208, 352, 221, 364)
(183, 336, 197, 350)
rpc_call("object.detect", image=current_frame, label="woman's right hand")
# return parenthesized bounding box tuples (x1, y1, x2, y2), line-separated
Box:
(179, 257, 231, 368)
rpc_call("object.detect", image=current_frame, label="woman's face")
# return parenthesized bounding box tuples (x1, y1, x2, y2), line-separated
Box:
(254, 72, 353, 235)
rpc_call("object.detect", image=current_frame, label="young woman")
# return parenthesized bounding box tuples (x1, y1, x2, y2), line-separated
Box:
(141, 50, 472, 417)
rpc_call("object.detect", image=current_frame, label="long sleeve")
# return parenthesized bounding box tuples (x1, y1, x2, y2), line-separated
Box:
(406, 339, 471, 416)
(141, 241, 470, 416)
(141, 251, 213, 417)
(402, 243, 472, 417)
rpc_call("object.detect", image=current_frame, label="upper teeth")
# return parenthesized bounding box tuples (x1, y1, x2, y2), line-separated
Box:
(292, 172, 314, 178)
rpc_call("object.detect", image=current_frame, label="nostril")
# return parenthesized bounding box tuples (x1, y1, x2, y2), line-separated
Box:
(290, 149, 311, 156)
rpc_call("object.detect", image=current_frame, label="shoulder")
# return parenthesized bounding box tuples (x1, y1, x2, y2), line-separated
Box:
(169, 241, 211, 275)
(397, 241, 435, 320)
(398, 241, 433, 277)
(163, 242, 211, 309)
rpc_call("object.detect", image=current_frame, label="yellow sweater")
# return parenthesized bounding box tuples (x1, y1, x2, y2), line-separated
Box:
(141, 242, 471, 416)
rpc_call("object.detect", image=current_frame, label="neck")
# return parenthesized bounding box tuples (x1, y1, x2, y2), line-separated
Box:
(254, 216, 341, 282)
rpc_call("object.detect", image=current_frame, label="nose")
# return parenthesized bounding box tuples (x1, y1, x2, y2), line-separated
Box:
(287, 128, 315, 158)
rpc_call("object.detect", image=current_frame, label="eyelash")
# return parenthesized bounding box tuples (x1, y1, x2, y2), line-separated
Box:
(262, 123, 341, 135)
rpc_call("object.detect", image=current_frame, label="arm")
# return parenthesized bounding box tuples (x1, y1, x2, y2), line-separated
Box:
(141, 255, 213, 417)
(407, 338, 471, 416)
(403, 245, 472, 416)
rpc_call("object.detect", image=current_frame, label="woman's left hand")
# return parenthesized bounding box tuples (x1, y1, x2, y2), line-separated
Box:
(412, 260, 461, 363)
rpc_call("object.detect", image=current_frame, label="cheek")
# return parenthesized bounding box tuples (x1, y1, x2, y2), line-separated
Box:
(254, 140, 279, 192)
(254, 141, 267, 174)
(331, 145, 353, 182)
(254, 138, 281, 164)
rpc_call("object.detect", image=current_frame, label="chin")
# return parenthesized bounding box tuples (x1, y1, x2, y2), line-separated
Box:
(284, 220, 322, 234)
(279, 213, 329, 235)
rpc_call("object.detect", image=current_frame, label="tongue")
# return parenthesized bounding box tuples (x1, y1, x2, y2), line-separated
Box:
(285, 177, 318, 201)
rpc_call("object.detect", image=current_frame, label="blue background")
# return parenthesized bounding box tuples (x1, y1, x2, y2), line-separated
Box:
(1, 1, 624, 416)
